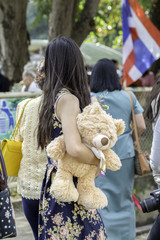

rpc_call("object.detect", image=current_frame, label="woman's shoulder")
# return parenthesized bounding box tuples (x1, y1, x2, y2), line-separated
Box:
(56, 88, 70, 98)
(55, 88, 77, 104)
(56, 89, 79, 108)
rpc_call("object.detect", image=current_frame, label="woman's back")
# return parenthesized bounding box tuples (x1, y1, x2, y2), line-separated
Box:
(16, 96, 47, 199)
(92, 90, 143, 160)
(91, 58, 145, 240)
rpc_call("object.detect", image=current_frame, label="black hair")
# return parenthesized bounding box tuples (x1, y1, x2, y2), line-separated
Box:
(37, 36, 90, 149)
(111, 59, 118, 64)
(90, 58, 121, 92)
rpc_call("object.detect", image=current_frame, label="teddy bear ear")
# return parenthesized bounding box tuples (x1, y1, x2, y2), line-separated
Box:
(89, 102, 102, 114)
(114, 119, 125, 136)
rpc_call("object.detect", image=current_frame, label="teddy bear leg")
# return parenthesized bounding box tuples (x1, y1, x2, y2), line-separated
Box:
(50, 169, 79, 202)
(77, 165, 108, 209)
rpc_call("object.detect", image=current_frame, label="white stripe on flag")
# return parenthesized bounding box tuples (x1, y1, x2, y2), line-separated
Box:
(123, 34, 133, 64)
(128, 65, 142, 81)
(128, 16, 135, 28)
(130, 7, 160, 59)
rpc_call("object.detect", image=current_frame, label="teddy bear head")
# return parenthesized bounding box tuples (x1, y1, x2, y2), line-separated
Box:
(76, 102, 125, 151)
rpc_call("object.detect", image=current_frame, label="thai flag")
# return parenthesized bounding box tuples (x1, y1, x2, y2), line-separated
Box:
(121, 0, 160, 86)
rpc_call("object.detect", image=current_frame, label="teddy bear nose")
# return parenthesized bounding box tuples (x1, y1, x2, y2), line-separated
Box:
(101, 137, 109, 146)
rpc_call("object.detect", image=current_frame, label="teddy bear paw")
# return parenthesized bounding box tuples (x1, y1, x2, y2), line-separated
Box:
(78, 187, 108, 209)
(50, 179, 79, 202)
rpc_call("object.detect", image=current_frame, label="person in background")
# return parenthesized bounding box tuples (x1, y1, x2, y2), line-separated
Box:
(15, 60, 47, 240)
(90, 58, 146, 240)
(21, 70, 42, 92)
(111, 59, 122, 80)
(145, 72, 160, 130)
(139, 70, 155, 87)
(37, 36, 108, 240)
(146, 93, 160, 240)
(0, 71, 10, 92)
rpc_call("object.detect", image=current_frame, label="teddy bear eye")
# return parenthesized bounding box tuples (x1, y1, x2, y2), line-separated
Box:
(97, 128, 101, 133)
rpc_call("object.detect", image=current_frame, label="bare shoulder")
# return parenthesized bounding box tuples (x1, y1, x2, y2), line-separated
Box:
(57, 93, 80, 120)
(58, 92, 79, 108)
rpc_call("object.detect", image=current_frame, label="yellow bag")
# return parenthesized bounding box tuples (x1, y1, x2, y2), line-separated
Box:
(1, 140, 22, 177)
(1, 99, 32, 177)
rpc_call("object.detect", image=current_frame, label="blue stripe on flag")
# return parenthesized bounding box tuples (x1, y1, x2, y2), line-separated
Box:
(122, 1, 130, 43)
(133, 38, 156, 74)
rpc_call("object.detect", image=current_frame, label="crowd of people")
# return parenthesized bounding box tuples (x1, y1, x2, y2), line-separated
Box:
(1, 36, 160, 240)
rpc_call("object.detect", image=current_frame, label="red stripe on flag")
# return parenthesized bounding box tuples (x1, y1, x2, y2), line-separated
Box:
(130, 27, 139, 42)
(123, 50, 135, 75)
(129, 0, 160, 46)
(121, 74, 134, 87)
(126, 74, 134, 86)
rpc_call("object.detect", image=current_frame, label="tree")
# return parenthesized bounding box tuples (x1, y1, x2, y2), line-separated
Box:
(0, 0, 29, 86)
(86, 0, 122, 48)
(32, 0, 100, 46)
(149, 0, 160, 30)
(49, 0, 100, 46)
(32, 0, 155, 48)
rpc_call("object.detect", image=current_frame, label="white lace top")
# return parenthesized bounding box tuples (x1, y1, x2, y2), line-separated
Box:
(15, 96, 47, 199)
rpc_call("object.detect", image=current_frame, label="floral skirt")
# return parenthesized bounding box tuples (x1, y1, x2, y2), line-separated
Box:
(38, 163, 108, 240)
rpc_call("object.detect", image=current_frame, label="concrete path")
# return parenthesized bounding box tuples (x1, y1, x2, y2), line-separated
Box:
(5, 200, 34, 240)
(5, 199, 152, 240)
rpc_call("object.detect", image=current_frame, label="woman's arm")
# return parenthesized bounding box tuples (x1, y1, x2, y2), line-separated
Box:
(132, 113, 146, 141)
(150, 115, 160, 185)
(150, 115, 160, 171)
(56, 93, 99, 166)
(135, 113, 146, 135)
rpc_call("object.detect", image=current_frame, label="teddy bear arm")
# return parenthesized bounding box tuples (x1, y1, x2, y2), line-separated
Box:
(103, 149, 122, 171)
(46, 135, 66, 160)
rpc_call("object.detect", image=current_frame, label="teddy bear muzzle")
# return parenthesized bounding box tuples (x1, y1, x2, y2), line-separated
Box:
(92, 135, 110, 150)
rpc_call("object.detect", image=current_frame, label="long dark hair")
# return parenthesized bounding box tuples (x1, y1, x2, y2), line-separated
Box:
(37, 36, 90, 149)
(145, 72, 160, 123)
(90, 58, 121, 92)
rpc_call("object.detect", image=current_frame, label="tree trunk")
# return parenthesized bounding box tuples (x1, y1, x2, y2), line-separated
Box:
(49, 0, 100, 46)
(49, 0, 78, 40)
(71, 0, 100, 46)
(150, 0, 160, 31)
(0, 0, 29, 87)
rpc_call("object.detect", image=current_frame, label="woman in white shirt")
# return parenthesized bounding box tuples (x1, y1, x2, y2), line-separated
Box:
(16, 61, 46, 240)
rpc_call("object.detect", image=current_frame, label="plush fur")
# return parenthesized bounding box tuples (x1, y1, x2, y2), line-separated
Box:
(46, 102, 125, 209)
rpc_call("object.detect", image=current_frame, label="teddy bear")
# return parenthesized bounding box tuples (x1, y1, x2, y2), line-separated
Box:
(46, 102, 125, 209)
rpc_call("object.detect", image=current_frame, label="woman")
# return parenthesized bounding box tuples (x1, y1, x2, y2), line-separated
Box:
(90, 58, 146, 240)
(144, 72, 160, 240)
(146, 112, 160, 240)
(145, 71, 160, 130)
(15, 60, 47, 240)
(37, 36, 107, 239)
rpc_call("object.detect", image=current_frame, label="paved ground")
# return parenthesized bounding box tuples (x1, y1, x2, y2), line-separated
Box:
(6, 199, 151, 240)
(136, 225, 151, 240)
(5, 200, 34, 240)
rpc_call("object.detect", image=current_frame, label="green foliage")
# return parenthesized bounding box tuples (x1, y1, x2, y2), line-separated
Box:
(86, 0, 122, 48)
(27, 0, 49, 39)
(28, 0, 151, 48)
(139, 0, 151, 13)
(31, 0, 52, 26)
